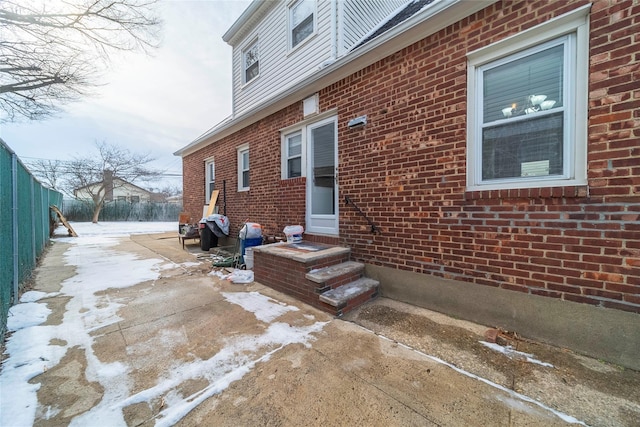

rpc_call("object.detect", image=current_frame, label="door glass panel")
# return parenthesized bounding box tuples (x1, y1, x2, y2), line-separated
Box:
(311, 122, 335, 215)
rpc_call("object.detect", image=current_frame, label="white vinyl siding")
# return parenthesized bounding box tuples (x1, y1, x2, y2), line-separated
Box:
(231, 0, 333, 116)
(339, 0, 407, 54)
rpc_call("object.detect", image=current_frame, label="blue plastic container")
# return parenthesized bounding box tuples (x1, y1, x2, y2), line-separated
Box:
(240, 237, 262, 265)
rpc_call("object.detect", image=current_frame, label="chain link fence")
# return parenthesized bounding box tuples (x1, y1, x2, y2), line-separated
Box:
(1, 139, 63, 342)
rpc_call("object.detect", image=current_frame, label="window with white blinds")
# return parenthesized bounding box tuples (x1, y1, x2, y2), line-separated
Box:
(479, 39, 567, 181)
(243, 40, 259, 84)
(466, 5, 590, 191)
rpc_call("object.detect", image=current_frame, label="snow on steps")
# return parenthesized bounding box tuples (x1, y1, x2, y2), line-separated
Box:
(306, 261, 364, 293)
(320, 277, 380, 309)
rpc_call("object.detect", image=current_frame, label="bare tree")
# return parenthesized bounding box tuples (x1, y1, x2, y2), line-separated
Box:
(0, 0, 160, 122)
(67, 141, 159, 223)
(25, 159, 64, 190)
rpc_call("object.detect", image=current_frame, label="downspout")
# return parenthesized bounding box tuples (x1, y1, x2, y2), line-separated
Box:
(11, 153, 19, 304)
(331, 0, 338, 60)
(230, 53, 236, 118)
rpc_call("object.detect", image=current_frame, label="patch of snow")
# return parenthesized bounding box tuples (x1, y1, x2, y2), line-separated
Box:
(222, 291, 299, 323)
(55, 221, 177, 240)
(209, 270, 228, 279)
(122, 320, 327, 427)
(7, 302, 51, 331)
(1, 222, 168, 427)
(225, 269, 254, 284)
(178, 261, 201, 268)
(0, 222, 328, 427)
(19, 291, 60, 303)
(479, 341, 554, 368)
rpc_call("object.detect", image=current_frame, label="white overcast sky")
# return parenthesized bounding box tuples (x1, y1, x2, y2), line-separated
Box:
(0, 0, 252, 191)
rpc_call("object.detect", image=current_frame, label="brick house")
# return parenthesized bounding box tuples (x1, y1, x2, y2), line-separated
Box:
(175, 0, 639, 369)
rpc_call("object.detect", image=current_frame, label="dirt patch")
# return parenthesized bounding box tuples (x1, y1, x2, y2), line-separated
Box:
(348, 299, 640, 426)
(32, 346, 103, 427)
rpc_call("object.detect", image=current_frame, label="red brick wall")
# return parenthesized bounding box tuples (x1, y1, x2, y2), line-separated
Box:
(183, 104, 307, 238)
(183, 0, 639, 313)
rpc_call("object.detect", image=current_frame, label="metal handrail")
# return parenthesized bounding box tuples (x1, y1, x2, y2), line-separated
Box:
(344, 195, 381, 235)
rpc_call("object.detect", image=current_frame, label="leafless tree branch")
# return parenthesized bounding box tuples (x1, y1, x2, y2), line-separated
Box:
(0, 0, 161, 122)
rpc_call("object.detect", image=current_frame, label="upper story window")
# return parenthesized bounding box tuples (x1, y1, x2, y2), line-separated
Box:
(466, 6, 589, 191)
(284, 131, 303, 178)
(243, 40, 259, 84)
(289, 0, 315, 49)
(205, 158, 215, 202)
(237, 144, 250, 191)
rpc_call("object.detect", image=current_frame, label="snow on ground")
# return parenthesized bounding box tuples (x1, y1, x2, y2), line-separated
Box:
(0, 221, 327, 426)
(479, 341, 554, 368)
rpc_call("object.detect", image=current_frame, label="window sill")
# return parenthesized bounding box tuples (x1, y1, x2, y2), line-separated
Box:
(287, 31, 317, 57)
(464, 185, 589, 200)
(241, 75, 260, 90)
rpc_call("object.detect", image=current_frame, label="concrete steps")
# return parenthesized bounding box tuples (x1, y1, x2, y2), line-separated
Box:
(253, 242, 378, 316)
(308, 261, 379, 316)
(319, 277, 379, 315)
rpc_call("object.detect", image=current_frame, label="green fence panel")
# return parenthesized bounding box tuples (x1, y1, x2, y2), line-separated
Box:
(0, 142, 13, 339)
(0, 139, 63, 341)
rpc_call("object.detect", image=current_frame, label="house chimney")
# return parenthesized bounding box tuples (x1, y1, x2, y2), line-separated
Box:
(104, 169, 114, 201)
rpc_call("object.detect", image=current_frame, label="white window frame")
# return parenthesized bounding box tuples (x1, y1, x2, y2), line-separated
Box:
(205, 157, 215, 203)
(282, 130, 305, 179)
(242, 39, 259, 84)
(279, 108, 336, 180)
(466, 5, 590, 192)
(237, 144, 250, 192)
(288, 0, 316, 51)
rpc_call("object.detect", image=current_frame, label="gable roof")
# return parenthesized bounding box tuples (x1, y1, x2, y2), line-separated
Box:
(74, 177, 152, 195)
(175, 0, 497, 157)
(353, 0, 436, 51)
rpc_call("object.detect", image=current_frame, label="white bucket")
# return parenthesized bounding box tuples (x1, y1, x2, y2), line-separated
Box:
(245, 247, 254, 269)
(283, 225, 304, 243)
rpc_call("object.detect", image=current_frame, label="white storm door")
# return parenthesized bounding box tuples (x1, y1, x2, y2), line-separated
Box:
(306, 116, 338, 235)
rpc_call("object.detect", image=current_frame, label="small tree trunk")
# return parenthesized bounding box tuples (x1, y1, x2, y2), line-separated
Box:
(92, 204, 102, 223)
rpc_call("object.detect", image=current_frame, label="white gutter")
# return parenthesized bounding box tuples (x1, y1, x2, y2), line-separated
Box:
(330, 0, 337, 60)
(175, 0, 497, 157)
(222, 0, 263, 44)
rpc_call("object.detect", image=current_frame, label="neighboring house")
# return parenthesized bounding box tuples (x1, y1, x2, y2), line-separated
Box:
(74, 171, 154, 203)
(176, 0, 639, 368)
(166, 194, 183, 205)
